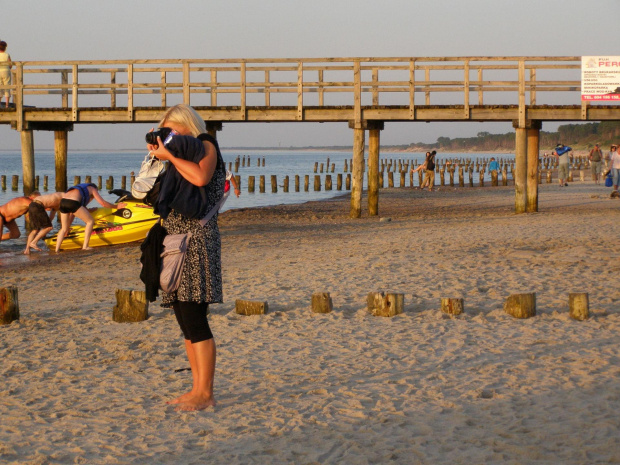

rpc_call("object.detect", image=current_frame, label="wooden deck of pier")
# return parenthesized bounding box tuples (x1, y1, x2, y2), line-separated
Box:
(1, 56, 619, 215)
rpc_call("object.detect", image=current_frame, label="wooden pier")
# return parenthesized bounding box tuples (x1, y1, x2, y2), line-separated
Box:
(1, 56, 619, 215)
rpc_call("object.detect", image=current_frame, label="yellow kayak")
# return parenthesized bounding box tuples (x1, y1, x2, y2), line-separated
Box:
(45, 198, 159, 251)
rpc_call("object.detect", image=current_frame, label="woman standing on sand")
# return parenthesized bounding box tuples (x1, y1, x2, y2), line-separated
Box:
(147, 104, 225, 412)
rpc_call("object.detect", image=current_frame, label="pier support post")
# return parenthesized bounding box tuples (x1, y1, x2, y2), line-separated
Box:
(20, 130, 35, 195)
(513, 120, 541, 214)
(205, 122, 222, 139)
(367, 122, 384, 216)
(349, 122, 365, 218)
(526, 121, 541, 212)
(514, 123, 527, 214)
(54, 130, 68, 192)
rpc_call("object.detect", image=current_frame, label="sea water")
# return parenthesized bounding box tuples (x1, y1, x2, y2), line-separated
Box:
(0, 149, 512, 259)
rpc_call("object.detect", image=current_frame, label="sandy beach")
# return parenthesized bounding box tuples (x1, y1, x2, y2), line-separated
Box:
(1, 181, 619, 464)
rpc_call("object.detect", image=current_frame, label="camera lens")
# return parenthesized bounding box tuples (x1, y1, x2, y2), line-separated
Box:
(145, 127, 172, 146)
(145, 130, 159, 145)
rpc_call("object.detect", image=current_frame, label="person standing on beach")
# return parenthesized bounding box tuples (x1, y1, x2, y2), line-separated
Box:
(488, 157, 500, 173)
(552, 143, 572, 187)
(55, 183, 126, 252)
(411, 150, 437, 191)
(606, 145, 617, 171)
(146, 104, 225, 412)
(609, 145, 620, 193)
(589, 144, 603, 185)
(0, 194, 34, 244)
(0, 40, 12, 108)
(23, 191, 63, 254)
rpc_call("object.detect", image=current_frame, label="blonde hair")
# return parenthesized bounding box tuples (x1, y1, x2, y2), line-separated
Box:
(159, 104, 206, 137)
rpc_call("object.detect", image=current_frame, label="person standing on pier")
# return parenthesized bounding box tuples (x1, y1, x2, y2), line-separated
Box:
(552, 143, 572, 187)
(146, 104, 225, 412)
(0, 41, 12, 108)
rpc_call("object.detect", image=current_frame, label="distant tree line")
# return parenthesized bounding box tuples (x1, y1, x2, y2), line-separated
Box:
(405, 121, 620, 152)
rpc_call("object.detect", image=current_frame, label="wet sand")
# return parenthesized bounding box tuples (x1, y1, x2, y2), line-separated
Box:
(1, 181, 619, 464)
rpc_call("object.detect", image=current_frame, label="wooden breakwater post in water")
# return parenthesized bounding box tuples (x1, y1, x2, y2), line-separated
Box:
(314, 175, 321, 191)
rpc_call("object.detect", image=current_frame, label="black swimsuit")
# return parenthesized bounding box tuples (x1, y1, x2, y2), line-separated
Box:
(59, 198, 82, 214)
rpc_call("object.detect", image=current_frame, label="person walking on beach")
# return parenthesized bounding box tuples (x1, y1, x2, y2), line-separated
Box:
(411, 150, 437, 191)
(55, 183, 126, 252)
(23, 191, 63, 254)
(552, 143, 572, 187)
(146, 104, 225, 412)
(0, 41, 12, 108)
(589, 144, 603, 185)
(0, 194, 34, 244)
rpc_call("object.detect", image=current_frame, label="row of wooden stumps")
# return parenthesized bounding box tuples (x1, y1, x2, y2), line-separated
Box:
(0, 174, 133, 192)
(228, 155, 266, 172)
(234, 291, 590, 320)
(0, 288, 590, 325)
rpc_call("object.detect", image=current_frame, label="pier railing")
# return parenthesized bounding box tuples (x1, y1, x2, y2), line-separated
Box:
(1, 56, 604, 130)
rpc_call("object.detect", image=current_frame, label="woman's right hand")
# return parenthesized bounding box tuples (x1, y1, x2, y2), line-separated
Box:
(146, 128, 159, 153)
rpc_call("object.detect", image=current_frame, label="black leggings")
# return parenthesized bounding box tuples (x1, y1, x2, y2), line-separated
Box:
(172, 301, 213, 343)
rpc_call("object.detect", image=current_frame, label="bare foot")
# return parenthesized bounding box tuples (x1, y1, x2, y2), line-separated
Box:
(23, 248, 30, 255)
(175, 394, 216, 412)
(29, 243, 42, 252)
(82, 247, 94, 251)
(166, 391, 195, 405)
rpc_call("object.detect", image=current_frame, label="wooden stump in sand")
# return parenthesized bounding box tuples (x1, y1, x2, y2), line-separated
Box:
(236, 299, 268, 316)
(504, 293, 536, 319)
(311, 293, 333, 314)
(441, 297, 464, 316)
(569, 293, 589, 321)
(0, 286, 19, 325)
(367, 292, 404, 317)
(113, 289, 149, 323)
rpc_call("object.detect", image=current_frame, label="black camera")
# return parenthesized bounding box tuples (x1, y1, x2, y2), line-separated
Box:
(145, 127, 173, 146)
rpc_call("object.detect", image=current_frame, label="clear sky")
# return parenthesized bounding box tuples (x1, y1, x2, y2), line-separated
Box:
(1, 0, 618, 151)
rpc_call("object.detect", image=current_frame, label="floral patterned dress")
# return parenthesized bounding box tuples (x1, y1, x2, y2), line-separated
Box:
(160, 166, 225, 308)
